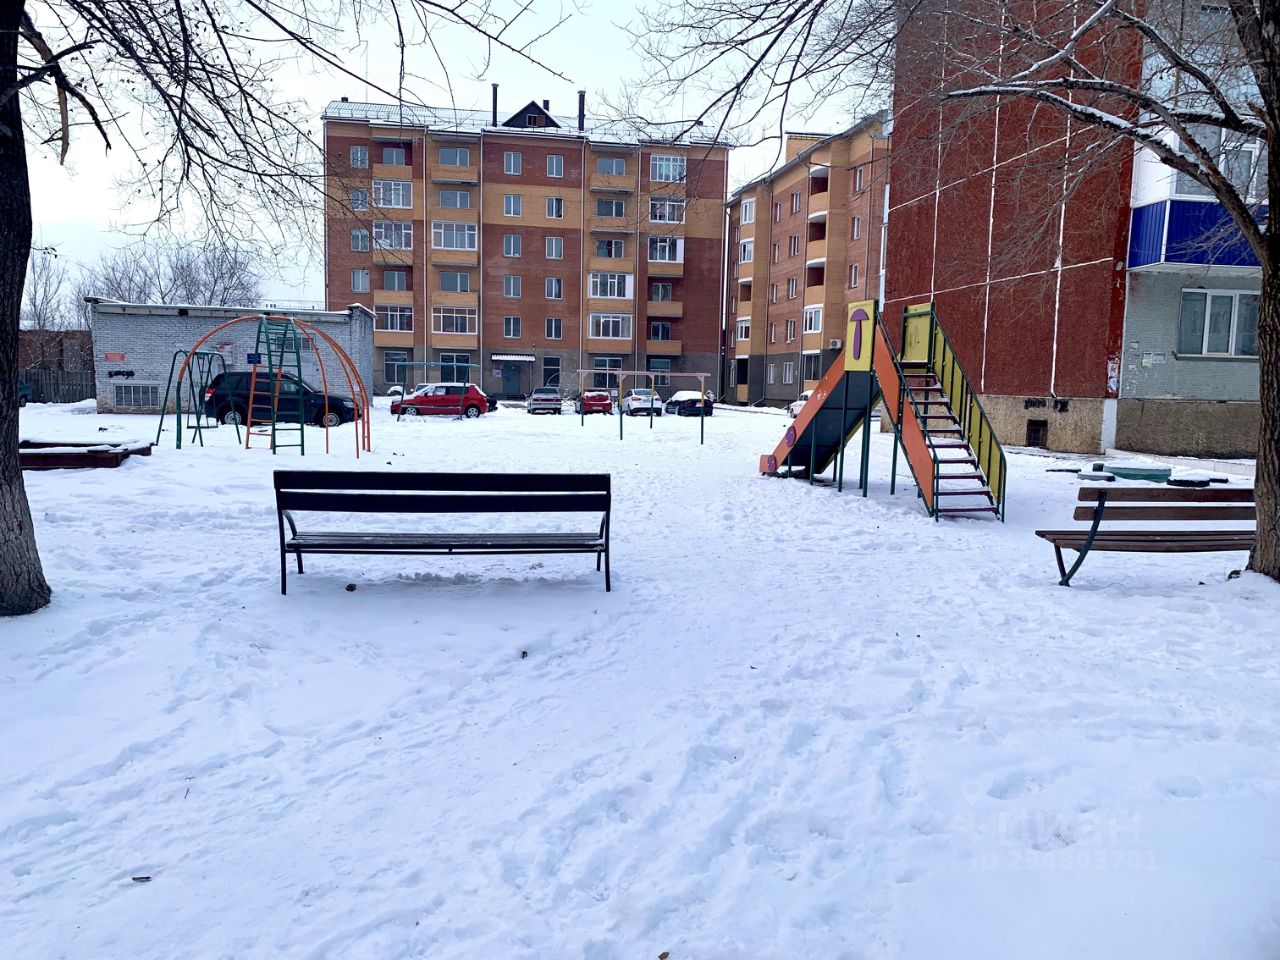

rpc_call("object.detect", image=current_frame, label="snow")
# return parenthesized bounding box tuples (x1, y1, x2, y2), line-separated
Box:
(5, 402, 1280, 959)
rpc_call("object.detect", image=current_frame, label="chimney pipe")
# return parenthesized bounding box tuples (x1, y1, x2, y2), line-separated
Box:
(542, 99, 550, 111)
(491, 83, 498, 126)
(577, 90, 585, 132)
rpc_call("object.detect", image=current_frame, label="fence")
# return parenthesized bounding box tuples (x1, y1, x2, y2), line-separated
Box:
(20, 368, 96, 404)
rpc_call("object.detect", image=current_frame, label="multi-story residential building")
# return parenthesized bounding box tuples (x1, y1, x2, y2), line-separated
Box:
(883, 2, 1262, 456)
(723, 114, 888, 406)
(323, 91, 730, 398)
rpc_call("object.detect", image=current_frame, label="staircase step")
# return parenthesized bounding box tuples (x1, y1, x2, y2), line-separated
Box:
(936, 488, 993, 496)
(920, 414, 958, 421)
(936, 505, 1000, 515)
(930, 441, 972, 449)
(937, 473, 987, 481)
(927, 427, 964, 435)
(937, 457, 978, 465)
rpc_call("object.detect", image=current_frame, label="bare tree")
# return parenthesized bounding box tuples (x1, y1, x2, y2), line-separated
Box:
(84, 240, 264, 307)
(1, 0, 570, 617)
(641, 0, 1280, 582)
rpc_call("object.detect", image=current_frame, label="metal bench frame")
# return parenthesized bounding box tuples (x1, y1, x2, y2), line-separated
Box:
(1035, 486, 1255, 586)
(274, 470, 611, 595)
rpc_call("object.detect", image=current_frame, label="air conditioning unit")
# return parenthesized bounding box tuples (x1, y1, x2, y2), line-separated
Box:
(828, 338, 843, 350)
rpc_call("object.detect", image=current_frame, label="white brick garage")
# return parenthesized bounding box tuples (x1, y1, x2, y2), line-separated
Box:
(88, 300, 375, 414)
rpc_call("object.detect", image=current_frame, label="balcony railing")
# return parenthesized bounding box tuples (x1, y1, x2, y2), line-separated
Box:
(1129, 199, 1265, 271)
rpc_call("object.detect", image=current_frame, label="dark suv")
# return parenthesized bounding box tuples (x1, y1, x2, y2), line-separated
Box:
(203, 371, 359, 427)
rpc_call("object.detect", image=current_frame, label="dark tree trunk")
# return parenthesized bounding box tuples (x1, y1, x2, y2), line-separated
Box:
(1250, 257, 1280, 580)
(0, 0, 52, 616)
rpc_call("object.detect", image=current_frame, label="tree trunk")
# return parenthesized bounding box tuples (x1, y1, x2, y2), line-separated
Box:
(0, 0, 52, 616)
(1250, 257, 1280, 579)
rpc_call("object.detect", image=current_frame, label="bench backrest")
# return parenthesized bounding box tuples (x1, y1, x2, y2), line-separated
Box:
(274, 470, 610, 514)
(1074, 486, 1255, 523)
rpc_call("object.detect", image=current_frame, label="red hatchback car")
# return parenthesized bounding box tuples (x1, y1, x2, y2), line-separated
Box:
(392, 383, 490, 419)
(574, 390, 615, 415)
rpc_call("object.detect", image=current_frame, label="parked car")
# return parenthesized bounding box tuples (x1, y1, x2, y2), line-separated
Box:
(665, 390, 715, 417)
(574, 390, 615, 415)
(391, 382, 490, 419)
(621, 388, 663, 416)
(203, 371, 358, 427)
(788, 391, 813, 417)
(17, 381, 34, 407)
(525, 387, 564, 415)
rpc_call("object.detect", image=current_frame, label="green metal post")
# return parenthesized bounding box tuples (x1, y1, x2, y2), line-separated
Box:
(836, 373, 850, 493)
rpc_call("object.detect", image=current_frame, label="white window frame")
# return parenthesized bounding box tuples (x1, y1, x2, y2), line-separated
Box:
(852, 215, 862, 239)
(766, 362, 775, 385)
(503, 151, 522, 175)
(383, 349, 409, 383)
(741, 198, 755, 224)
(503, 275, 522, 299)
(589, 313, 633, 339)
(651, 281, 673, 302)
(649, 198, 686, 223)
(785, 318, 797, 341)
(650, 154, 687, 183)
(1178, 288, 1260, 357)
(597, 156, 625, 176)
(803, 305, 823, 334)
(789, 234, 800, 256)
(589, 272, 633, 299)
(350, 188, 368, 211)
(736, 317, 750, 342)
(381, 145, 406, 165)
(503, 315, 521, 338)
(350, 228, 370, 252)
(546, 196, 564, 219)
(503, 233, 522, 257)
(547, 154, 564, 178)
(596, 199, 624, 218)
(373, 220, 412, 250)
(373, 179, 411, 209)
(649, 237, 683, 263)
(439, 271, 470, 293)
(383, 269, 407, 292)
(431, 221, 476, 251)
(596, 239, 624, 258)
(854, 165, 865, 191)
(849, 263, 859, 288)
(431, 306, 478, 334)
(351, 268, 370, 293)
(802, 350, 822, 381)
(787, 277, 798, 299)
(503, 194, 522, 217)
(375, 305, 414, 332)
(439, 189, 470, 209)
(349, 145, 369, 169)
(545, 317, 563, 340)
(545, 277, 563, 300)
(439, 146, 470, 166)
(546, 236, 564, 260)
(791, 191, 802, 213)
(768, 321, 777, 343)
(783, 361, 795, 384)
(738, 239, 754, 263)
(770, 283, 778, 303)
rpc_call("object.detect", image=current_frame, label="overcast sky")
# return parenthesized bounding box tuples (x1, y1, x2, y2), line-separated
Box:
(28, 0, 856, 301)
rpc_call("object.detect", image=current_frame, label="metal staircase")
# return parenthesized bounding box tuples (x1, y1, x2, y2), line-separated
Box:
(245, 316, 306, 454)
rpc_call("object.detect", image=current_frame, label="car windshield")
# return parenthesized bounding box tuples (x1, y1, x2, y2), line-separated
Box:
(632, 389, 653, 397)
(533, 388, 558, 396)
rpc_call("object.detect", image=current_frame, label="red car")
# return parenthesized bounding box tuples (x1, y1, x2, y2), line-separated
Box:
(392, 383, 490, 419)
(574, 390, 615, 415)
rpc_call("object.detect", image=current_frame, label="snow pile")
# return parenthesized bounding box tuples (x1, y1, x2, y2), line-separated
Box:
(3, 403, 1279, 959)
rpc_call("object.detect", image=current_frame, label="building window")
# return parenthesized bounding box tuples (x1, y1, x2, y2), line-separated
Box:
(543, 355, 561, 387)
(373, 220, 412, 250)
(349, 145, 369, 169)
(351, 269, 370, 293)
(546, 197, 564, 219)
(439, 189, 470, 208)
(503, 316, 521, 338)
(596, 239, 624, 258)
(373, 180, 411, 208)
(802, 352, 822, 380)
(546, 236, 564, 260)
(376, 306, 414, 332)
(766, 363, 776, 385)
(803, 305, 823, 333)
(789, 234, 800, 256)
(1178, 289, 1260, 356)
(597, 156, 625, 175)
(439, 146, 470, 166)
(786, 318, 796, 341)
(783, 361, 795, 384)
(382, 145, 406, 165)
(791, 191, 801, 213)
(350, 188, 369, 211)
(772, 242, 780, 263)
(545, 277, 563, 300)
(383, 349, 408, 383)
(1175, 125, 1266, 199)
(650, 320, 672, 340)
(440, 271, 470, 293)
(113, 383, 159, 408)
(736, 317, 750, 342)
(351, 228, 369, 252)
(590, 313, 632, 338)
(649, 198, 686, 223)
(503, 233, 522, 257)
(589, 272, 631, 298)
(773, 201, 781, 221)
(649, 237, 683, 262)
(545, 317, 563, 340)
(854, 165, 865, 191)
(503, 194, 522, 217)
(769, 282, 778, 303)
(432, 306, 477, 333)
(593, 356, 622, 389)
(503, 151, 522, 175)
(431, 221, 476, 250)
(383, 269, 407, 291)
(648, 357, 672, 387)
(651, 281, 673, 302)
(852, 215, 862, 239)
(739, 239, 754, 263)
(787, 277, 798, 299)
(441, 352, 471, 382)
(741, 198, 755, 223)
(650, 154, 686, 182)
(849, 263, 859, 288)
(596, 199, 624, 217)
(504, 275, 522, 298)
(547, 154, 564, 178)
(768, 321, 776, 343)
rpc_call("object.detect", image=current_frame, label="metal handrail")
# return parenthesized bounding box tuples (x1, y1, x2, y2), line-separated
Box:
(875, 313, 941, 513)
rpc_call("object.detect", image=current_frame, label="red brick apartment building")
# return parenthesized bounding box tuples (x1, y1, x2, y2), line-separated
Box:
(882, 2, 1263, 456)
(724, 114, 889, 406)
(324, 91, 730, 398)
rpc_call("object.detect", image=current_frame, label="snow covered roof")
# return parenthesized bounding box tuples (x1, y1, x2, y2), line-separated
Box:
(322, 99, 730, 148)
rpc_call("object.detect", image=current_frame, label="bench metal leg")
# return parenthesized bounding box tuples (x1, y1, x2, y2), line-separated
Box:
(603, 548, 611, 592)
(280, 549, 288, 595)
(596, 552, 601, 571)
(1055, 493, 1106, 587)
(296, 552, 304, 574)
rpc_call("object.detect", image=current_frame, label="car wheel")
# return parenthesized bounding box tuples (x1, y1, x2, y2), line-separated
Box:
(317, 411, 343, 428)
(402, 406, 419, 417)
(463, 405, 481, 419)
(221, 406, 245, 426)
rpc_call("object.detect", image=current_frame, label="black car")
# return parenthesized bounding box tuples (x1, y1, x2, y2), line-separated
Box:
(203, 371, 359, 427)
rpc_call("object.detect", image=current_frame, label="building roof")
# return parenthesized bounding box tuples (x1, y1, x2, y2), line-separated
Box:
(729, 110, 888, 202)
(84, 299, 375, 323)
(322, 99, 731, 148)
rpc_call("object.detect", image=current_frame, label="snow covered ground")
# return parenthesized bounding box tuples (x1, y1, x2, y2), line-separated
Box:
(5, 401, 1280, 960)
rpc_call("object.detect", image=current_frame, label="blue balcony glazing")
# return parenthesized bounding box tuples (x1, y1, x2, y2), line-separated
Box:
(1129, 199, 1265, 271)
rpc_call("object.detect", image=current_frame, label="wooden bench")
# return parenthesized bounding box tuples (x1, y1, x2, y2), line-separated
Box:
(274, 470, 611, 595)
(1035, 486, 1255, 586)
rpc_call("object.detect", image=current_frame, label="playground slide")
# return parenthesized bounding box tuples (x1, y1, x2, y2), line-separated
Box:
(758, 360, 880, 479)
(868, 319, 937, 514)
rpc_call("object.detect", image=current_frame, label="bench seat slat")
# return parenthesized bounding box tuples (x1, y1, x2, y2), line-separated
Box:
(1071, 505, 1256, 522)
(279, 491, 610, 514)
(276, 470, 609, 494)
(1078, 486, 1254, 503)
(288, 532, 602, 550)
